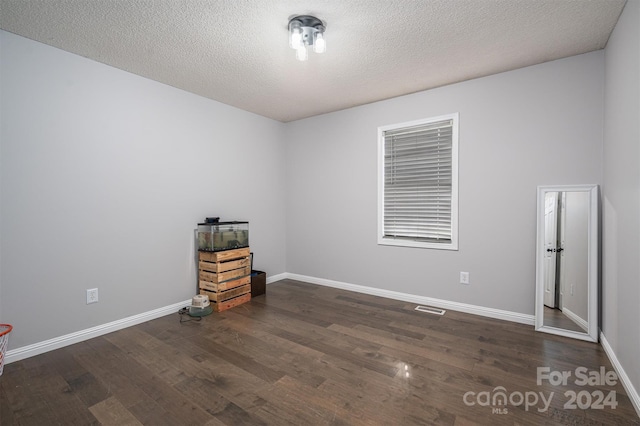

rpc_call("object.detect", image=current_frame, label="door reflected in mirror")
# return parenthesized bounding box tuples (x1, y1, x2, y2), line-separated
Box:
(542, 191, 589, 332)
(535, 185, 598, 342)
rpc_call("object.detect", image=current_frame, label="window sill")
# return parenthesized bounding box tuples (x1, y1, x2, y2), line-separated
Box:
(378, 237, 458, 251)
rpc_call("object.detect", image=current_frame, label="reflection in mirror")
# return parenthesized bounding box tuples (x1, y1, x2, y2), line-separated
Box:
(535, 185, 598, 342)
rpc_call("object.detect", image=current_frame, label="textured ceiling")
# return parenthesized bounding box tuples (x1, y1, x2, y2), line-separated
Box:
(0, 0, 626, 122)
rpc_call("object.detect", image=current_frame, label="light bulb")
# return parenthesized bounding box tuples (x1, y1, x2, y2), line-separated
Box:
(313, 32, 326, 54)
(296, 45, 308, 61)
(289, 22, 302, 49)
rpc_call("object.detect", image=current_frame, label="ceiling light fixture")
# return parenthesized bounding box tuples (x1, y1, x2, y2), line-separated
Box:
(288, 15, 326, 61)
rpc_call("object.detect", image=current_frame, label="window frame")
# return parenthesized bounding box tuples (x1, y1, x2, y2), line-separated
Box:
(377, 112, 459, 250)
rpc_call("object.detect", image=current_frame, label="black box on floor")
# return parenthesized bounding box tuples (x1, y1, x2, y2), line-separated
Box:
(251, 270, 266, 297)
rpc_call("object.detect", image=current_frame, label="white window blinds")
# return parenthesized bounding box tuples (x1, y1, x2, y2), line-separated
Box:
(379, 114, 458, 249)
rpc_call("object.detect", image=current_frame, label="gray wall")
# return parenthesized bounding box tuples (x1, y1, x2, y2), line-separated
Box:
(603, 0, 640, 399)
(0, 31, 287, 350)
(285, 51, 604, 315)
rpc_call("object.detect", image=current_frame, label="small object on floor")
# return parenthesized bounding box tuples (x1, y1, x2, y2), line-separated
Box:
(0, 324, 13, 376)
(189, 305, 213, 317)
(189, 294, 212, 317)
(178, 305, 214, 322)
(178, 294, 213, 322)
(191, 294, 209, 309)
(178, 306, 198, 322)
(251, 270, 266, 297)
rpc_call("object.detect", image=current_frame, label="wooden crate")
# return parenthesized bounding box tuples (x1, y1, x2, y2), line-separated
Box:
(203, 292, 251, 312)
(198, 247, 250, 263)
(199, 275, 250, 293)
(197, 247, 252, 312)
(200, 284, 251, 303)
(198, 256, 250, 273)
(198, 266, 250, 284)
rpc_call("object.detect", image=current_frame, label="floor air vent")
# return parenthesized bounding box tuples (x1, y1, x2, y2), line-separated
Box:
(414, 305, 446, 315)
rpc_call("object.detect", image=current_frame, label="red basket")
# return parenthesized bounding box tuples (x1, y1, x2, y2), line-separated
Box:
(0, 324, 13, 376)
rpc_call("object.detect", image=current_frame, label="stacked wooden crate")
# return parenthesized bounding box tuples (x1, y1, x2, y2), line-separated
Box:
(198, 247, 251, 312)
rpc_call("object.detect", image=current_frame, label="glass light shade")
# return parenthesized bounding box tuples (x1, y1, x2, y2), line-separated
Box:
(296, 45, 308, 61)
(288, 16, 326, 60)
(289, 23, 302, 49)
(313, 32, 326, 53)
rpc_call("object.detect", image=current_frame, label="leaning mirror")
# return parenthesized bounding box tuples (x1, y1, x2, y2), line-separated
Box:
(535, 184, 599, 342)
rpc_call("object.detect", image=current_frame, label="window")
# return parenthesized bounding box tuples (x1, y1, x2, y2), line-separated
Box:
(378, 113, 458, 250)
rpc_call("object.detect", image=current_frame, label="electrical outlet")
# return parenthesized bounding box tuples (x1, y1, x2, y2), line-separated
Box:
(460, 272, 470, 285)
(86, 288, 99, 304)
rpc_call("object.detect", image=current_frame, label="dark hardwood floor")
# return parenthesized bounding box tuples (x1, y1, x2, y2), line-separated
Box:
(1, 279, 638, 425)
(543, 307, 586, 333)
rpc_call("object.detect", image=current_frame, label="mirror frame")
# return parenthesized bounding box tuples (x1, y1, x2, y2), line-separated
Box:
(535, 184, 599, 342)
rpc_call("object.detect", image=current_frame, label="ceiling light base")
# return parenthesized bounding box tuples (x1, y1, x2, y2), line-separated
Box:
(289, 15, 326, 60)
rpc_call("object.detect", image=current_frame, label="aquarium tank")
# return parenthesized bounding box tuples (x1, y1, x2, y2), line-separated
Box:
(198, 221, 249, 252)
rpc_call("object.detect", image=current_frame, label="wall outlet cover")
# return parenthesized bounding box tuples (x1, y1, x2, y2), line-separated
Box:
(86, 288, 99, 304)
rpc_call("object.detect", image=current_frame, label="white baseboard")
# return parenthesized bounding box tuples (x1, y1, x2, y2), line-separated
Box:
(5, 299, 191, 365)
(284, 273, 535, 325)
(600, 332, 640, 418)
(561, 307, 589, 332)
(266, 272, 287, 284)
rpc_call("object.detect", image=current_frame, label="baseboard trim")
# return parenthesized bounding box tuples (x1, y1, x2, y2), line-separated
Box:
(266, 273, 287, 284)
(5, 299, 191, 365)
(284, 273, 535, 325)
(600, 332, 640, 418)
(561, 307, 588, 332)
